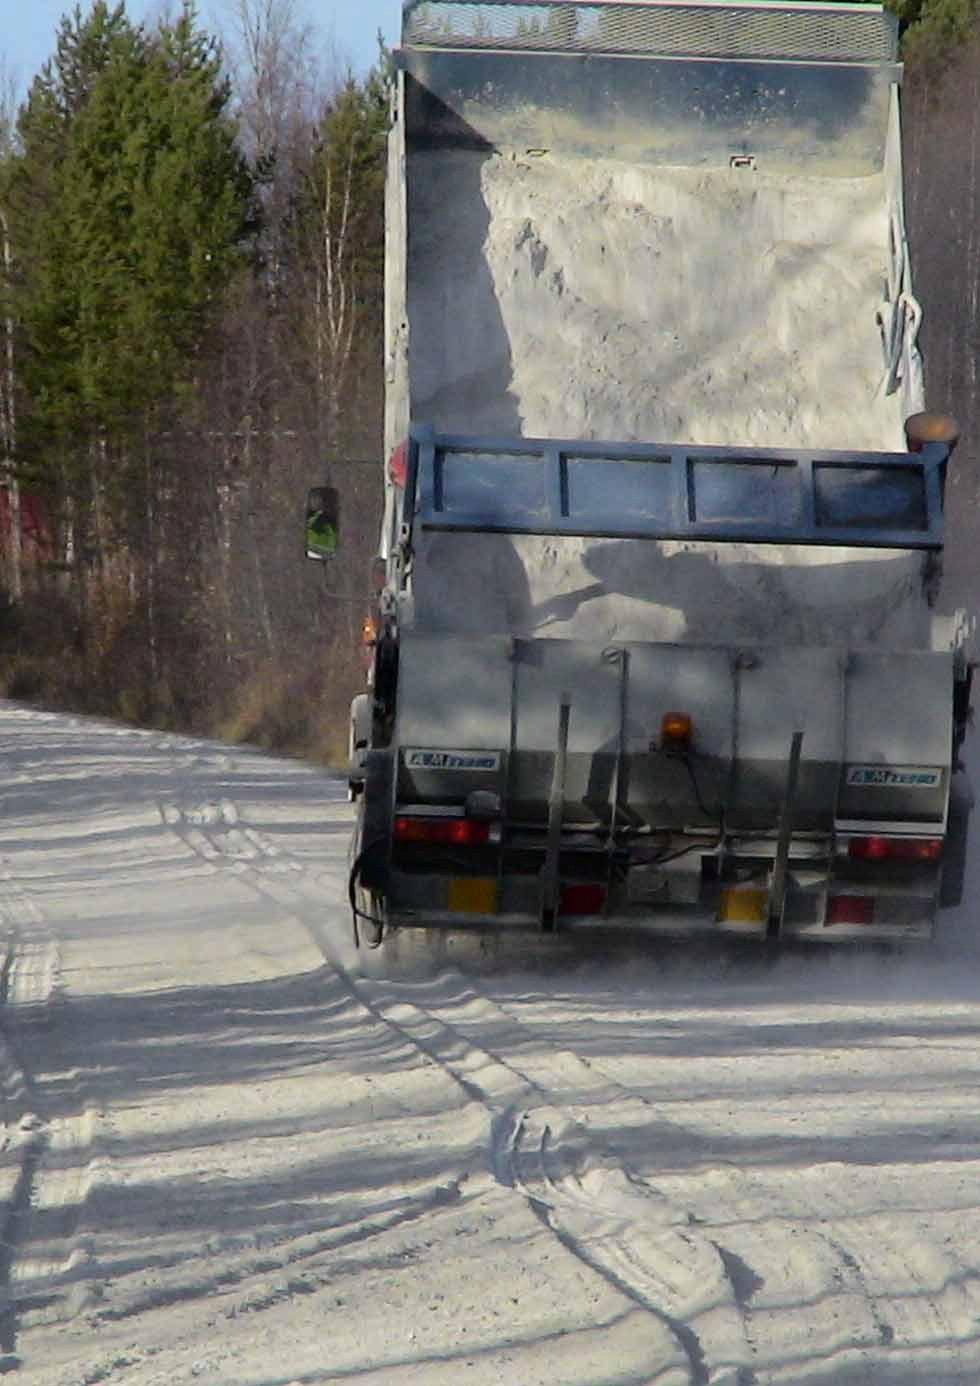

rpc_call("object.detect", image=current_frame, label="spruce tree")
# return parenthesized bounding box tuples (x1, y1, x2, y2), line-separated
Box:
(887, 0, 980, 65)
(65, 3, 252, 429)
(10, 4, 141, 493)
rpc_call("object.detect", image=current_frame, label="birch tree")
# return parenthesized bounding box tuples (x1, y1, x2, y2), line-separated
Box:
(226, 0, 320, 273)
(0, 203, 18, 601)
(300, 70, 387, 449)
(0, 65, 18, 599)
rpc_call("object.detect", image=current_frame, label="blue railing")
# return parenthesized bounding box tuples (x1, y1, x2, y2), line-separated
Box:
(407, 426, 947, 550)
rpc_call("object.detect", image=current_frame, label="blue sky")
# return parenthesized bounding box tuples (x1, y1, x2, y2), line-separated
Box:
(2, 1, 402, 96)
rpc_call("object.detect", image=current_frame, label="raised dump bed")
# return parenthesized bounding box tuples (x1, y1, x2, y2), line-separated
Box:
(389, 0, 919, 455)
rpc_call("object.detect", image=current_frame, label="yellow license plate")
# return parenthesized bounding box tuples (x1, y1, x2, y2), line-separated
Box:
(719, 886, 769, 924)
(447, 878, 498, 914)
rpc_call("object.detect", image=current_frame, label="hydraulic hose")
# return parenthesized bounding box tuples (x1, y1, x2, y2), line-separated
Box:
(348, 841, 387, 949)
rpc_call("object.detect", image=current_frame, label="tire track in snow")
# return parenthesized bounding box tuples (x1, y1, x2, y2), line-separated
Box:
(88, 1178, 466, 1329)
(166, 773, 980, 1380)
(416, 950, 980, 1382)
(171, 781, 973, 1382)
(807, 1195, 975, 1377)
(470, 983, 980, 1381)
(0, 867, 102, 1367)
(0, 1114, 46, 1370)
(317, 934, 980, 1381)
(498, 1106, 724, 1386)
(158, 798, 303, 876)
(370, 968, 757, 1385)
(823, 1234, 897, 1349)
(312, 955, 730, 1384)
(343, 951, 766, 1381)
(160, 789, 754, 1385)
(0, 871, 53, 1371)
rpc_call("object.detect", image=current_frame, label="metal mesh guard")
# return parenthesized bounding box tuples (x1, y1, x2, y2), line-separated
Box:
(402, 1, 898, 63)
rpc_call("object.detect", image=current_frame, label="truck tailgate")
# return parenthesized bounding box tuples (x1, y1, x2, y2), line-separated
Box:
(396, 632, 952, 833)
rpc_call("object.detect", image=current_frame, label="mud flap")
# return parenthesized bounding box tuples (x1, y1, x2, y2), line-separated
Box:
(940, 771, 973, 908)
(357, 750, 396, 895)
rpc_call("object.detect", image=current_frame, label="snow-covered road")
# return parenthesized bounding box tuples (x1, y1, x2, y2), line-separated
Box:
(4, 703, 980, 1385)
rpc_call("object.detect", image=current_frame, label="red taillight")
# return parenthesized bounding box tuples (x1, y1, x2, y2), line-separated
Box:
(898, 838, 944, 863)
(559, 883, 607, 916)
(394, 816, 490, 847)
(827, 894, 875, 925)
(388, 441, 408, 488)
(848, 836, 943, 863)
(848, 835, 890, 861)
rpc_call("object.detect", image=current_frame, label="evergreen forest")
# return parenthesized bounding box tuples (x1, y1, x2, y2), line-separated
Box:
(0, 0, 976, 762)
(0, 0, 387, 760)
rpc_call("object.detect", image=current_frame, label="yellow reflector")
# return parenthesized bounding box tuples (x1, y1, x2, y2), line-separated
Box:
(719, 886, 769, 924)
(447, 878, 498, 914)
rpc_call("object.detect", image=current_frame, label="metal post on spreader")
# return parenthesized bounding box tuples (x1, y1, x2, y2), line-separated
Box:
(768, 730, 804, 939)
(541, 694, 571, 932)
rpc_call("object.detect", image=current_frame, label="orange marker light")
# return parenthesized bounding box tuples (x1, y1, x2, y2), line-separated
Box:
(661, 711, 693, 750)
(905, 412, 959, 454)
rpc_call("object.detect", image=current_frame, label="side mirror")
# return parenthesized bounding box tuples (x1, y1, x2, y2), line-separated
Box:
(305, 485, 340, 562)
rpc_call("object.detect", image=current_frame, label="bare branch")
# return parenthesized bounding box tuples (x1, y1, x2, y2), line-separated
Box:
(221, 0, 340, 164)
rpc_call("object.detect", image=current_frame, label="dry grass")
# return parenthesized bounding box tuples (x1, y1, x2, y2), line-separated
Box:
(215, 653, 352, 768)
(0, 576, 360, 766)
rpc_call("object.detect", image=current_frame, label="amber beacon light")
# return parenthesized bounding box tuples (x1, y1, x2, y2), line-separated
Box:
(661, 711, 694, 750)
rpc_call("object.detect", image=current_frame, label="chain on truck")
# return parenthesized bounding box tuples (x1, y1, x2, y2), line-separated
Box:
(305, 0, 974, 949)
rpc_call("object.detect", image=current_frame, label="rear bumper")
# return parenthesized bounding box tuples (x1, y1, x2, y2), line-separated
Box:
(385, 909, 934, 944)
(385, 866, 938, 943)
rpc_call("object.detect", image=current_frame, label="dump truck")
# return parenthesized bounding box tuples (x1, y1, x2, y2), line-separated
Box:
(314, 0, 973, 946)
